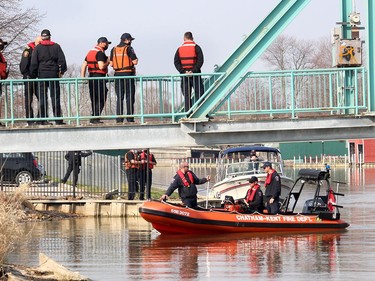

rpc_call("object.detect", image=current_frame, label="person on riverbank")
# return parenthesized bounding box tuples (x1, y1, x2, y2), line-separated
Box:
(160, 161, 210, 208)
(61, 151, 92, 187)
(138, 149, 157, 200)
(263, 162, 281, 214)
(124, 149, 140, 200)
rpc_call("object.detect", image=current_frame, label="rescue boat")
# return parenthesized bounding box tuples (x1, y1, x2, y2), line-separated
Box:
(139, 168, 349, 235)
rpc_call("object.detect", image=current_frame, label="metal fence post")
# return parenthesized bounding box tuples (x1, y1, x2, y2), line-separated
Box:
(117, 155, 122, 194)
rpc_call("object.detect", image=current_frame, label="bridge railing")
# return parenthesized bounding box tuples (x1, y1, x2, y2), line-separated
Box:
(0, 68, 368, 126)
(0, 72, 225, 126)
(212, 67, 367, 118)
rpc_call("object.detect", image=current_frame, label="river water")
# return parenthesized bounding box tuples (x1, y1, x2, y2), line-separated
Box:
(6, 166, 375, 280)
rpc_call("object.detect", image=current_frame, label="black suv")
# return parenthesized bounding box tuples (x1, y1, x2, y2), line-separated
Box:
(0, 153, 42, 185)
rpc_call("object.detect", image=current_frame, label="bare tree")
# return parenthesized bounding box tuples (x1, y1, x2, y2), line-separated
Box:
(310, 37, 333, 69)
(0, 0, 44, 78)
(262, 34, 317, 70)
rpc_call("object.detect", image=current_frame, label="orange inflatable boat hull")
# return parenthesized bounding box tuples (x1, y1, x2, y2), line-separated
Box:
(139, 201, 350, 235)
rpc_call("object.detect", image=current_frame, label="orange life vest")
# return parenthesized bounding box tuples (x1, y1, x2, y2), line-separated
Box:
(139, 151, 154, 169)
(178, 40, 197, 70)
(86, 46, 107, 75)
(125, 151, 139, 170)
(177, 170, 194, 187)
(0, 52, 8, 80)
(112, 46, 134, 73)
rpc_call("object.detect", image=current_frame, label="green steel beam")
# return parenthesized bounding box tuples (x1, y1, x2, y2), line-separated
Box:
(341, 0, 354, 113)
(341, 0, 352, 39)
(368, 0, 375, 111)
(190, 0, 311, 119)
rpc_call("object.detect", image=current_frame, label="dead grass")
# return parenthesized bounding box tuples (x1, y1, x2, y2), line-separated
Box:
(0, 185, 31, 264)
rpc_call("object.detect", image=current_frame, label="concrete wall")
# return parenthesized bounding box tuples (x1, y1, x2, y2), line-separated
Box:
(32, 200, 145, 217)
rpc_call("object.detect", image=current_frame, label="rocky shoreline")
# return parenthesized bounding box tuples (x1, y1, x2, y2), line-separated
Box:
(1, 253, 91, 281)
(1, 202, 88, 281)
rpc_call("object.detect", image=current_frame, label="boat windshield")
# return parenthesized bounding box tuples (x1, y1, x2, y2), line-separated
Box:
(224, 161, 283, 178)
(217, 148, 284, 180)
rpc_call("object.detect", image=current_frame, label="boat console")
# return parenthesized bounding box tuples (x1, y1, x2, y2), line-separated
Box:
(281, 167, 345, 219)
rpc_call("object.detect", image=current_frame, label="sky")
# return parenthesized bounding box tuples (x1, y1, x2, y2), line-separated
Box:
(23, 0, 367, 75)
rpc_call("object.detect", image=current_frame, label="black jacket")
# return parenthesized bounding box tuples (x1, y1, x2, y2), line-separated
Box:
(264, 171, 281, 200)
(244, 185, 264, 212)
(65, 151, 92, 166)
(19, 43, 36, 78)
(166, 170, 207, 200)
(30, 40, 67, 78)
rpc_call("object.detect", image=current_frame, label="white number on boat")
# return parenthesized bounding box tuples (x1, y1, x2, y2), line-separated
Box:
(171, 209, 190, 217)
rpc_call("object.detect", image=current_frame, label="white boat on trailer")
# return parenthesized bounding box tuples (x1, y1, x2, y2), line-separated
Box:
(209, 145, 294, 202)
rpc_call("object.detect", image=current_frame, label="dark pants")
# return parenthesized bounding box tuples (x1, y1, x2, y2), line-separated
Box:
(126, 168, 138, 200)
(266, 197, 279, 214)
(181, 75, 204, 112)
(37, 77, 62, 120)
(139, 168, 152, 200)
(114, 73, 135, 122)
(88, 74, 107, 118)
(24, 80, 39, 121)
(62, 163, 81, 186)
(182, 197, 198, 208)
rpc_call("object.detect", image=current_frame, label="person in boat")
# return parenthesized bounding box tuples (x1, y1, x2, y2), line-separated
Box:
(262, 162, 281, 214)
(160, 161, 211, 208)
(238, 176, 263, 213)
(249, 150, 259, 171)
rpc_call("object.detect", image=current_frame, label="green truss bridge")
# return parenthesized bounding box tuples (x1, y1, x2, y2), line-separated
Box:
(0, 0, 374, 152)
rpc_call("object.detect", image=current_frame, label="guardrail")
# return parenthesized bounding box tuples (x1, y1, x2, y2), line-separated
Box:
(0, 73, 225, 126)
(0, 67, 368, 127)
(213, 67, 368, 118)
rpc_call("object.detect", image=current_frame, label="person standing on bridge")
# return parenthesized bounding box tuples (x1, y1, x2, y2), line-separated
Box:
(61, 150, 92, 187)
(110, 33, 138, 123)
(262, 162, 281, 214)
(81, 37, 111, 124)
(160, 161, 210, 208)
(19, 36, 42, 126)
(30, 29, 67, 125)
(0, 38, 9, 127)
(174, 31, 204, 114)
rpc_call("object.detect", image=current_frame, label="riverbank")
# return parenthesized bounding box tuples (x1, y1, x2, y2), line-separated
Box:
(2, 253, 90, 281)
(0, 190, 91, 281)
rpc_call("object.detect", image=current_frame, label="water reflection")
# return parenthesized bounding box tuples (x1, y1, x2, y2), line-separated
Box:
(141, 231, 345, 280)
(6, 167, 375, 280)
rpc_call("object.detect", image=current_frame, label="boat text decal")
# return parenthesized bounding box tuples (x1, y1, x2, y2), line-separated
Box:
(236, 214, 313, 222)
(171, 208, 190, 217)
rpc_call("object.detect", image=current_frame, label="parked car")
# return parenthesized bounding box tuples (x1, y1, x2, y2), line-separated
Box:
(0, 152, 42, 185)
